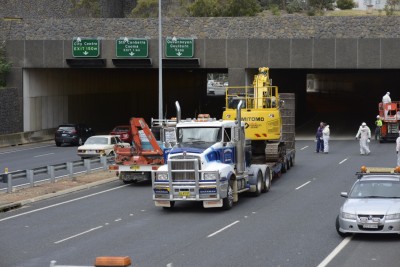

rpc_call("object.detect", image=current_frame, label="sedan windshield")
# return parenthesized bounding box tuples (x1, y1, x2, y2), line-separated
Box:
(85, 137, 108, 145)
(178, 127, 221, 144)
(349, 180, 400, 198)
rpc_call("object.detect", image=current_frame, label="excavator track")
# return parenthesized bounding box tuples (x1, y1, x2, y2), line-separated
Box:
(265, 142, 286, 162)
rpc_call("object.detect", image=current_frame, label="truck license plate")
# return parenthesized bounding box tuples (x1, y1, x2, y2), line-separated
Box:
(130, 165, 140, 170)
(179, 191, 190, 197)
(363, 224, 378, 229)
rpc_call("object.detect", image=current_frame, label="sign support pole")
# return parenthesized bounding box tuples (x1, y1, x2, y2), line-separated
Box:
(158, 0, 163, 120)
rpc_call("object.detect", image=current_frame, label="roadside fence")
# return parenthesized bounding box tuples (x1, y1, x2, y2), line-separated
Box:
(1, 156, 113, 193)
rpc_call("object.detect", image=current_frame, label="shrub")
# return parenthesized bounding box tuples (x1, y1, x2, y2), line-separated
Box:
(269, 4, 281, 15)
(336, 0, 355, 10)
(130, 0, 158, 18)
(0, 42, 11, 88)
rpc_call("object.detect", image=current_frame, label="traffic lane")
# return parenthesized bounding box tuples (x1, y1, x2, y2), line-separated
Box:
(326, 235, 400, 267)
(1, 140, 398, 266)
(0, 180, 256, 267)
(0, 140, 358, 267)
(0, 142, 81, 174)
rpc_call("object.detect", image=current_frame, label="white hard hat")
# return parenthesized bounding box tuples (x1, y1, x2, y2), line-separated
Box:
(387, 92, 390, 95)
(362, 122, 366, 126)
(377, 115, 380, 119)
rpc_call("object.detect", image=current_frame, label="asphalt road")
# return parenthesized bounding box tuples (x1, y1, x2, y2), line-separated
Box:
(0, 139, 400, 267)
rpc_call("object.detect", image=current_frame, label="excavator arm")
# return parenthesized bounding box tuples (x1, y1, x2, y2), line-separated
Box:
(130, 117, 163, 156)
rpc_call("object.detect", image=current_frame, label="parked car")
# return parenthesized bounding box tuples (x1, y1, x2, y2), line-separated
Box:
(109, 125, 132, 143)
(77, 135, 130, 159)
(336, 172, 400, 237)
(55, 123, 94, 147)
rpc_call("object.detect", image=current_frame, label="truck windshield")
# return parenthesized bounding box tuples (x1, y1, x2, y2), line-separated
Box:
(178, 127, 221, 144)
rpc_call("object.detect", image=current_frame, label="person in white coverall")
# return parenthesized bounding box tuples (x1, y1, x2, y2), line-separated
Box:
(355, 122, 371, 155)
(382, 92, 391, 104)
(396, 131, 400, 166)
(322, 124, 330, 153)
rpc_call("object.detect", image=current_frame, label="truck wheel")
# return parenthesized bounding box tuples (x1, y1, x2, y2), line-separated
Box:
(336, 215, 351, 237)
(252, 171, 262, 196)
(222, 184, 233, 210)
(163, 201, 175, 210)
(262, 170, 271, 193)
(55, 141, 61, 147)
(281, 161, 287, 173)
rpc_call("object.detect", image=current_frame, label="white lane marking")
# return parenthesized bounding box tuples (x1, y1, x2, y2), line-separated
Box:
(0, 184, 128, 222)
(300, 146, 308, 150)
(295, 181, 311, 190)
(207, 220, 240, 238)
(0, 144, 53, 155)
(54, 225, 103, 244)
(317, 236, 353, 267)
(339, 158, 348, 165)
(34, 153, 55, 158)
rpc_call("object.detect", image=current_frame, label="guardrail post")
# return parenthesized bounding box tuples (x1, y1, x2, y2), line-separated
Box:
(67, 162, 73, 178)
(27, 170, 34, 187)
(48, 166, 55, 183)
(100, 156, 107, 170)
(84, 159, 91, 174)
(7, 173, 12, 193)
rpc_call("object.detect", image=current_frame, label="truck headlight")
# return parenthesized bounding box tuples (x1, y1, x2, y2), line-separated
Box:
(386, 213, 400, 220)
(156, 172, 169, 181)
(341, 212, 356, 220)
(203, 172, 218, 180)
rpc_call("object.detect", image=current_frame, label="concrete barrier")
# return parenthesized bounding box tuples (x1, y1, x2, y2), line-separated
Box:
(0, 128, 56, 147)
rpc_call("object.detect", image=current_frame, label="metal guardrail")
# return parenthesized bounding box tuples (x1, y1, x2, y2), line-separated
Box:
(1, 156, 112, 193)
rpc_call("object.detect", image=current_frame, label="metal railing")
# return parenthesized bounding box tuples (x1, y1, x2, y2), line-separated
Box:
(1, 156, 112, 193)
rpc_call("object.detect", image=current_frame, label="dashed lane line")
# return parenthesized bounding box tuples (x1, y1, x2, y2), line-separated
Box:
(207, 220, 240, 238)
(54, 226, 103, 244)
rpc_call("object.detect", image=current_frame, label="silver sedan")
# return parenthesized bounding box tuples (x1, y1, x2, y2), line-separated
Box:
(336, 175, 400, 237)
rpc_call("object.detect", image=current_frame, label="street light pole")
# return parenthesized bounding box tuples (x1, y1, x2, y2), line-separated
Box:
(158, 0, 163, 120)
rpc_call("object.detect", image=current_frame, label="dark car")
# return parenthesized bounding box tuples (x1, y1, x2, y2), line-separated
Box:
(109, 125, 132, 143)
(55, 123, 94, 146)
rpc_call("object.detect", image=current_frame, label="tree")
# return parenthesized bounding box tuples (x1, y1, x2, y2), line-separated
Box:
(187, 0, 223, 17)
(188, 0, 260, 17)
(69, 0, 100, 17)
(130, 0, 159, 18)
(225, 0, 261, 16)
(308, 0, 335, 13)
(336, 0, 355, 9)
(385, 0, 400, 15)
(0, 42, 11, 88)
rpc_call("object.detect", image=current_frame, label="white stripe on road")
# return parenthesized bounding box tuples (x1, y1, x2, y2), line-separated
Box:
(54, 226, 103, 244)
(0, 184, 128, 222)
(295, 181, 311, 190)
(207, 220, 240, 238)
(300, 146, 308, 150)
(339, 158, 348, 165)
(317, 236, 353, 267)
(34, 153, 54, 158)
(0, 144, 53, 155)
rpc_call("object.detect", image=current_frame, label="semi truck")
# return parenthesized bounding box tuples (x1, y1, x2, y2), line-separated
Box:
(152, 67, 295, 209)
(109, 117, 176, 184)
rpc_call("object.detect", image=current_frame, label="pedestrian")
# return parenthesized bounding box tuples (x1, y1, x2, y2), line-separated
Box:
(396, 131, 400, 166)
(382, 92, 391, 104)
(315, 122, 324, 153)
(355, 122, 371, 155)
(375, 115, 382, 141)
(322, 124, 330, 153)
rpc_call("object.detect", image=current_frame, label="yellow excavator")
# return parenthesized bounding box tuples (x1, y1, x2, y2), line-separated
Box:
(222, 67, 294, 162)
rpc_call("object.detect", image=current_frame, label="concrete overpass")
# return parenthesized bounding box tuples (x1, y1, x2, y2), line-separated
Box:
(2, 17, 400, 134)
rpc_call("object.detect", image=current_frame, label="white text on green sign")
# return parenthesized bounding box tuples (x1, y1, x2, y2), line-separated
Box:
(165, 37, 194, 58)
(72, 38, 100, 57)
(116, 38, 148, 58)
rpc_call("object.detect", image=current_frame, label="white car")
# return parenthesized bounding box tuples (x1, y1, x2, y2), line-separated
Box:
(77, 135, 130, 159)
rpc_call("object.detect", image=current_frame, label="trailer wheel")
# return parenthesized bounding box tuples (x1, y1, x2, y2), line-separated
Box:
(290, 155, 295, 167)
(286, 159, 290, 170)
(252, 171, 262, 196)
(222, 184, 233, 210)
(281, 161, 287, 173)
(262, 169, 271, 193)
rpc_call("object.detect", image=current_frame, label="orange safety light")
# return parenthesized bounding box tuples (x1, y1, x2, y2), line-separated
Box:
(108, 165, 119, 171)
(360, 166, 367, 173)
(95, 256, 131, 267)
(395, 166, 400, 173)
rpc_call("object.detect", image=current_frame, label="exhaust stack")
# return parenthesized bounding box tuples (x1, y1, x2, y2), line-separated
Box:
(236, 101, 245, 174)
(175, 101, 181, 123)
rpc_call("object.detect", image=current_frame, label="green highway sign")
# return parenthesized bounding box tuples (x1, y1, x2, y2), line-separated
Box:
(116, 38, 148, 58)
(72, 37, 100, 57)
(165, 37, 194, 58)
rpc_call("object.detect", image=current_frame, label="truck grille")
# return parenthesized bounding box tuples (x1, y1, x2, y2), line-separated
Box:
(169, 156, 201, 181)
